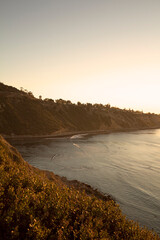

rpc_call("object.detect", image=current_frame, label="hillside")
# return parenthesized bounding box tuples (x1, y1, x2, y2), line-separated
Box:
(0, 82, 160, 136)
(0, 135, 159, 239)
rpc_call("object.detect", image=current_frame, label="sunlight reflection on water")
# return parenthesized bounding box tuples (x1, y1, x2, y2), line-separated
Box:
(9, 129, 160, 234)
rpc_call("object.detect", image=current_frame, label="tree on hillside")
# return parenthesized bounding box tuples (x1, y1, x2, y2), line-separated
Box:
(105, 104, 111, 109)
(28, 91, 34, 97)
(77, 101, 81, 106)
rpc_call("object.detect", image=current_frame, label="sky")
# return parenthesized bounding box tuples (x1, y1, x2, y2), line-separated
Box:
(1, 0, 160, 113)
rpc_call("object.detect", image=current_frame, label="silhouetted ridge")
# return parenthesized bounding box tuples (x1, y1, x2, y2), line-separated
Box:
(0, 82, 160, 136)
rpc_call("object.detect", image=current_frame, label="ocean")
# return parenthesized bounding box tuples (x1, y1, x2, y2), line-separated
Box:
(9, 129, 160, 234)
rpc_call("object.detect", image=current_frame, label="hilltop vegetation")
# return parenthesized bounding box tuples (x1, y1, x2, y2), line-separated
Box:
(0, 135, 159, 239)
(0, 82, 160, 136)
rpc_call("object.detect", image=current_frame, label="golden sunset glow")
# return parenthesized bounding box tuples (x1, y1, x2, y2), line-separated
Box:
(1, 0, 160, 113)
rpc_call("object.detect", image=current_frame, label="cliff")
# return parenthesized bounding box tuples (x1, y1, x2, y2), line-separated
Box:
(0, 82, 160, 136)
(0, 135, 159, 239)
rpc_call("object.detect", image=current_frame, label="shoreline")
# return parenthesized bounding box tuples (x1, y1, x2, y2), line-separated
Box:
(2, 126, 160, 140)
(2, 127, 160, 234)
(42, 168, 115, 202)
(3, 126, 160, 203)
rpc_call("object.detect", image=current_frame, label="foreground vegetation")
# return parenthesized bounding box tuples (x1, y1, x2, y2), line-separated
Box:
(0, 136, 159, 239)
(1, 82, 160, 136)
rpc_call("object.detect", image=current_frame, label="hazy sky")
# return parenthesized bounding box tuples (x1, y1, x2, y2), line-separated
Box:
(1, 0, 160, 113)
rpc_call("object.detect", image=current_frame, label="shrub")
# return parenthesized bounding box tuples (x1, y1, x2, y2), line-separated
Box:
(0, 136, 159, 239)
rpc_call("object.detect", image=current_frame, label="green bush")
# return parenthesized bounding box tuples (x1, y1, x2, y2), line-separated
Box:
(0, 136, 159, 239)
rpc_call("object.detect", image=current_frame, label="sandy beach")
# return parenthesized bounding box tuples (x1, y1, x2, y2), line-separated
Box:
(3, 126, 160, 140)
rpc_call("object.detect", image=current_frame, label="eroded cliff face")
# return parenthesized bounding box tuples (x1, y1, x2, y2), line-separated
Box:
(1, 82, 160, 136)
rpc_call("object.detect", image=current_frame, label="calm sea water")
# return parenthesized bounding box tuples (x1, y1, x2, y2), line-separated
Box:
(9, 129, 160, 234)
